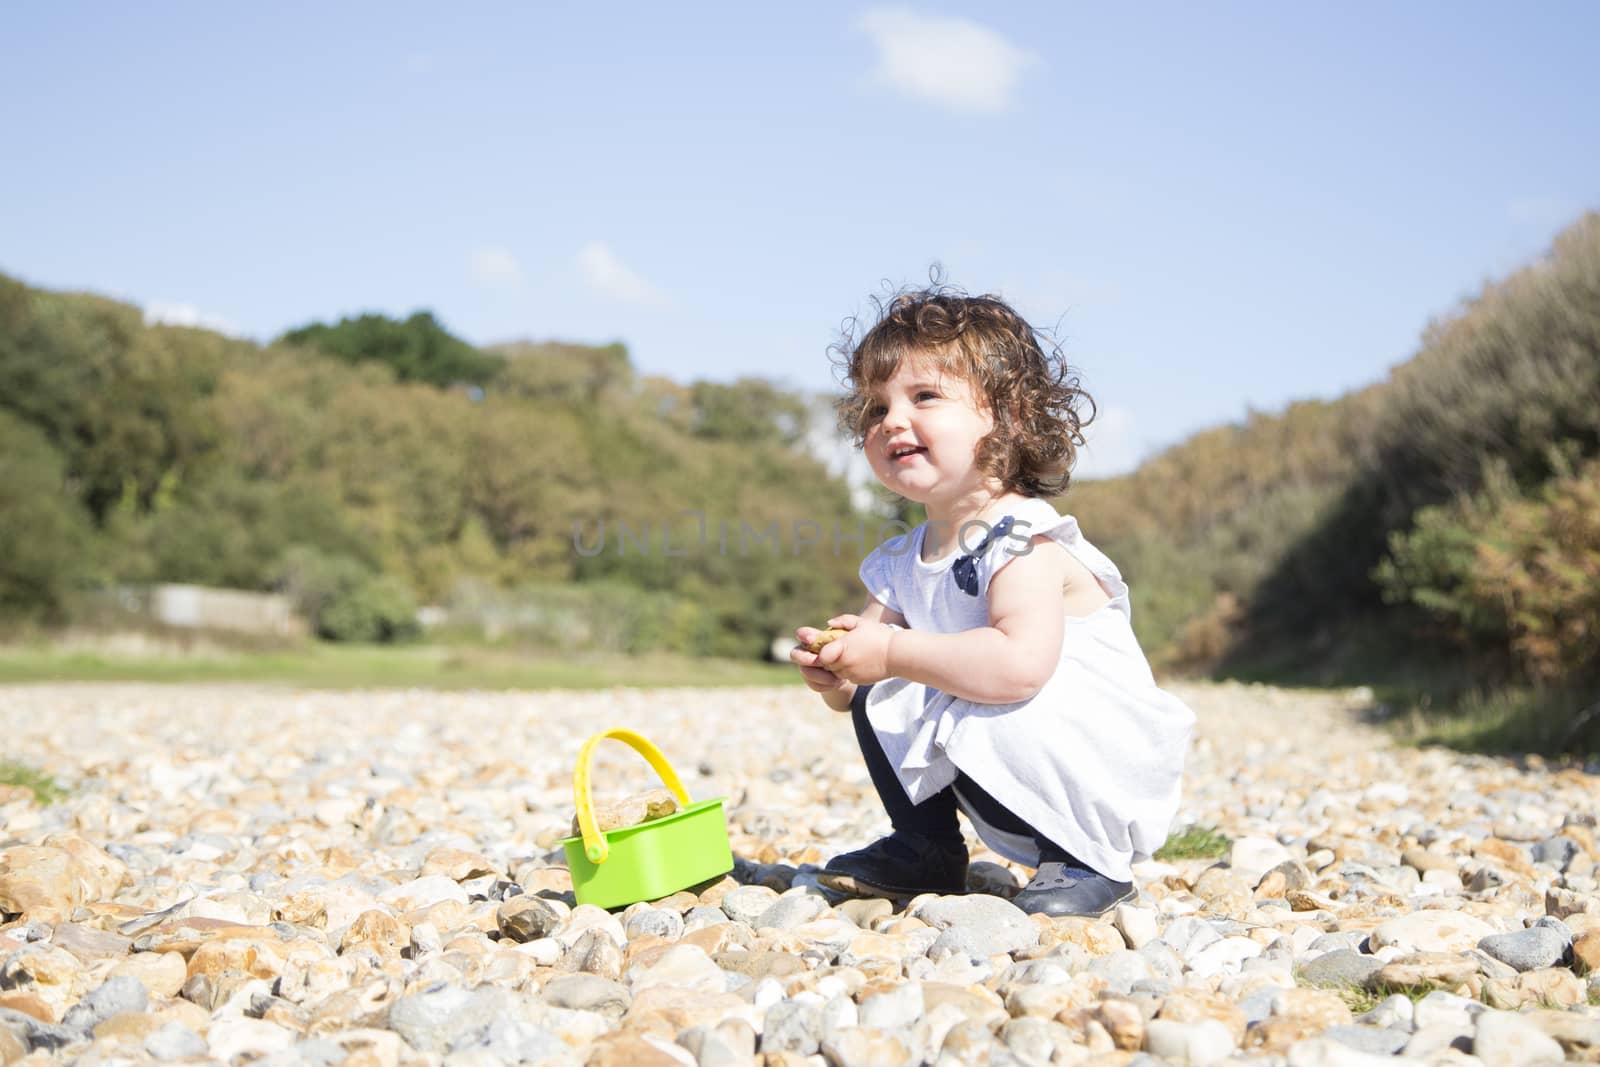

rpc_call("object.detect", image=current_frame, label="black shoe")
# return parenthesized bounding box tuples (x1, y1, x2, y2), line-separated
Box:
(1012, 861, 1135, 917)
(817, 831, 968, 898)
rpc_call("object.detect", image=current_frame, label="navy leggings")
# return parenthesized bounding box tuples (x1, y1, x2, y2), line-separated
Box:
(851, 683, 1059, 850)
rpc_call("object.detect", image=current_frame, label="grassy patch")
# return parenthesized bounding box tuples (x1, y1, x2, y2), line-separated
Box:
(1393, 684, 1600, 758)
(1156, 824, 1231, 861)
(1325, 981, 1445, 1015)
(0, 642, 802, 691)
(0, 760, 65, 805)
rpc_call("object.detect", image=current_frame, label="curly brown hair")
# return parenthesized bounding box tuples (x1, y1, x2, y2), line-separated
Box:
(831, 283, 1096, 497)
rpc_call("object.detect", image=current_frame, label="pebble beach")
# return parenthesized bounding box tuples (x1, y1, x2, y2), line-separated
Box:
(1, 681, 1598, 1066)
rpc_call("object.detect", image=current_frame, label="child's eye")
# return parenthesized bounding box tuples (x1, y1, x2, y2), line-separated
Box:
(916, 391, 939, 402)
(866, 404, 887, 420)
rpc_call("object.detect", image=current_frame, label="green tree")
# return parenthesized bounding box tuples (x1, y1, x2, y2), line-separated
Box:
(0, 412, 94, 619)
(279, 310, 501, 387)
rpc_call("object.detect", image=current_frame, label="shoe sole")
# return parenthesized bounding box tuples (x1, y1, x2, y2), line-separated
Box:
(816, 870, 965, 900)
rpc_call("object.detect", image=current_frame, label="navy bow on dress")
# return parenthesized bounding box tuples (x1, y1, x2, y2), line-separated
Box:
(950, 515, 1015, 596)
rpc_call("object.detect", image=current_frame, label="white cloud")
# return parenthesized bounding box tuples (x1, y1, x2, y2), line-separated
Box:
(470, 246, 524, 289)
(576, 241, 669, 308)
(857, 7, 1036, 114)
(1074, 404, 1144, 480)
(143, 301, 239, 336)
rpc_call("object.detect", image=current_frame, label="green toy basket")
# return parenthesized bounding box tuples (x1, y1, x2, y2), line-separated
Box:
(560, 728, 733, 909)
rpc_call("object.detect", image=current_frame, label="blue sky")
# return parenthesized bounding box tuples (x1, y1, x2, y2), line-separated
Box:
(4, 3, 1596, 477)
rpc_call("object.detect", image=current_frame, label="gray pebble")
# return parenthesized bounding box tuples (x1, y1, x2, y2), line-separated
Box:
(388, 983, 517, 1054)
(720, 885, 779, 925)
(1477, 926, 1568, 971)
(915, 895, 1037, 956)
(1324, 1024, 1412, 1056)
(754, 892, 827, 931)
(484, 1018, 568, 1064)
(1087, 949, 1155, 995)
(625, 906, 685, 940)
(1297, 949, 1384, 989)
(763, 999, 822, 1055)
(144, 1023, 208, 1061)
(539, 974, 631, 1019)
(62, 975, 148, 1032)
(1532, 836, 1580, 870)
(1306, 931, 1367, 954)
(684, 905, 732, 930)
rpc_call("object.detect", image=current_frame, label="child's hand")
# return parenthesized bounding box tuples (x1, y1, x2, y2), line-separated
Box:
(812, 614, 896, 687)
(791, 626, 852, 698)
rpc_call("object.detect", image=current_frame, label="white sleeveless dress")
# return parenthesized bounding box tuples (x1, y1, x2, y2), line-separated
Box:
(857, 497, 1195, 880)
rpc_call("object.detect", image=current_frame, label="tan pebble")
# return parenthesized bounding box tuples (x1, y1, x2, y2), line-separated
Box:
(420, 847, 499, 882)
(802, 627, 848, 654)
(1039, 916, 1122, 956)
(518, 867, 574, 895)
(1092, 997, 1145, 1051)
(1483, 966, 1587, 1011)
(0, 991, 57, 1024)
(1193, 866, 1251, 901)
(1156, 989, 1248, 1044)
(621, 985, 747, 1037)
(0, 944, 81, 1019)
(1287, 889, 1338, 912)
(1572, 928, 1600, 975)
(572, 788, 679, 837)
(340, 911, 409, 960)
(1402, 847, 1457, 874)
(1255, 870, 1288, 899)
(1473, 838, 1533, 874)
(49, 922, 132, 963)
(149, 994, 212, 1032)
(837, 897, 893, 927)
(623, 933, 675, 969)
(653, 890, 699, 912)
(186, 937, 285, 981)
(694, 875, 740, 907)
(275, 891, 328, 927)
(400, 898, 471, 932)
(1546, 885, 1600, 919)
(0, 1026, 24, 1066)
(1374, 952, 1480, 990)
(1561, 824, 1598, 858)
(0, 846, 89, 919)
(91, 1011, 164, 1044)
(680, 923, 745, 956)
(133, 917, 282, 955)
(109, 950, 187, 998)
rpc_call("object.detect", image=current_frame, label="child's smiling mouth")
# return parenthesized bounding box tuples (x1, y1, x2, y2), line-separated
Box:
(889, 445, 927, 463)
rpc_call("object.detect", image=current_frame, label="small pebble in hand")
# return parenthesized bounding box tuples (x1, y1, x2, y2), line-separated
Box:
(803, 627, 848, 654)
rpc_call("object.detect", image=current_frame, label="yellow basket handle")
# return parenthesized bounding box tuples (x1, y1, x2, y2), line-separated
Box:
(573, 728, 692, 865)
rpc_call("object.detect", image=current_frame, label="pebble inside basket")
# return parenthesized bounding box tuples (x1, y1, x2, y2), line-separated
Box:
(560, 728, 733, 909)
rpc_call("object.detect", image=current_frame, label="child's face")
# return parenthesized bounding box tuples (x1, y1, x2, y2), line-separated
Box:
(863, 354, 998, 507)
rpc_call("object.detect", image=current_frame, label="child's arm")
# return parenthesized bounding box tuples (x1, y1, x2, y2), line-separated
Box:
(820, 536, 1087, 704)
(792, 596, 907, 712)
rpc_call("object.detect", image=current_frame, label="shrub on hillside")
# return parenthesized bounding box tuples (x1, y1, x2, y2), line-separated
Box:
(319, 575, 421, 644)
(1377, 449, 1600, 683)
(274, 547, 419, 643)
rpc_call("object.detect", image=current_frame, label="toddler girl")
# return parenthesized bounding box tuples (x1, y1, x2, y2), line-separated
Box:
(792, 286, 1194, 917)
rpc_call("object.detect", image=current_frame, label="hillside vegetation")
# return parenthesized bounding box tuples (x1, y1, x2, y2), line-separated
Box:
(0, 279, 864, 658)
(1074, 212, 1600, 751)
